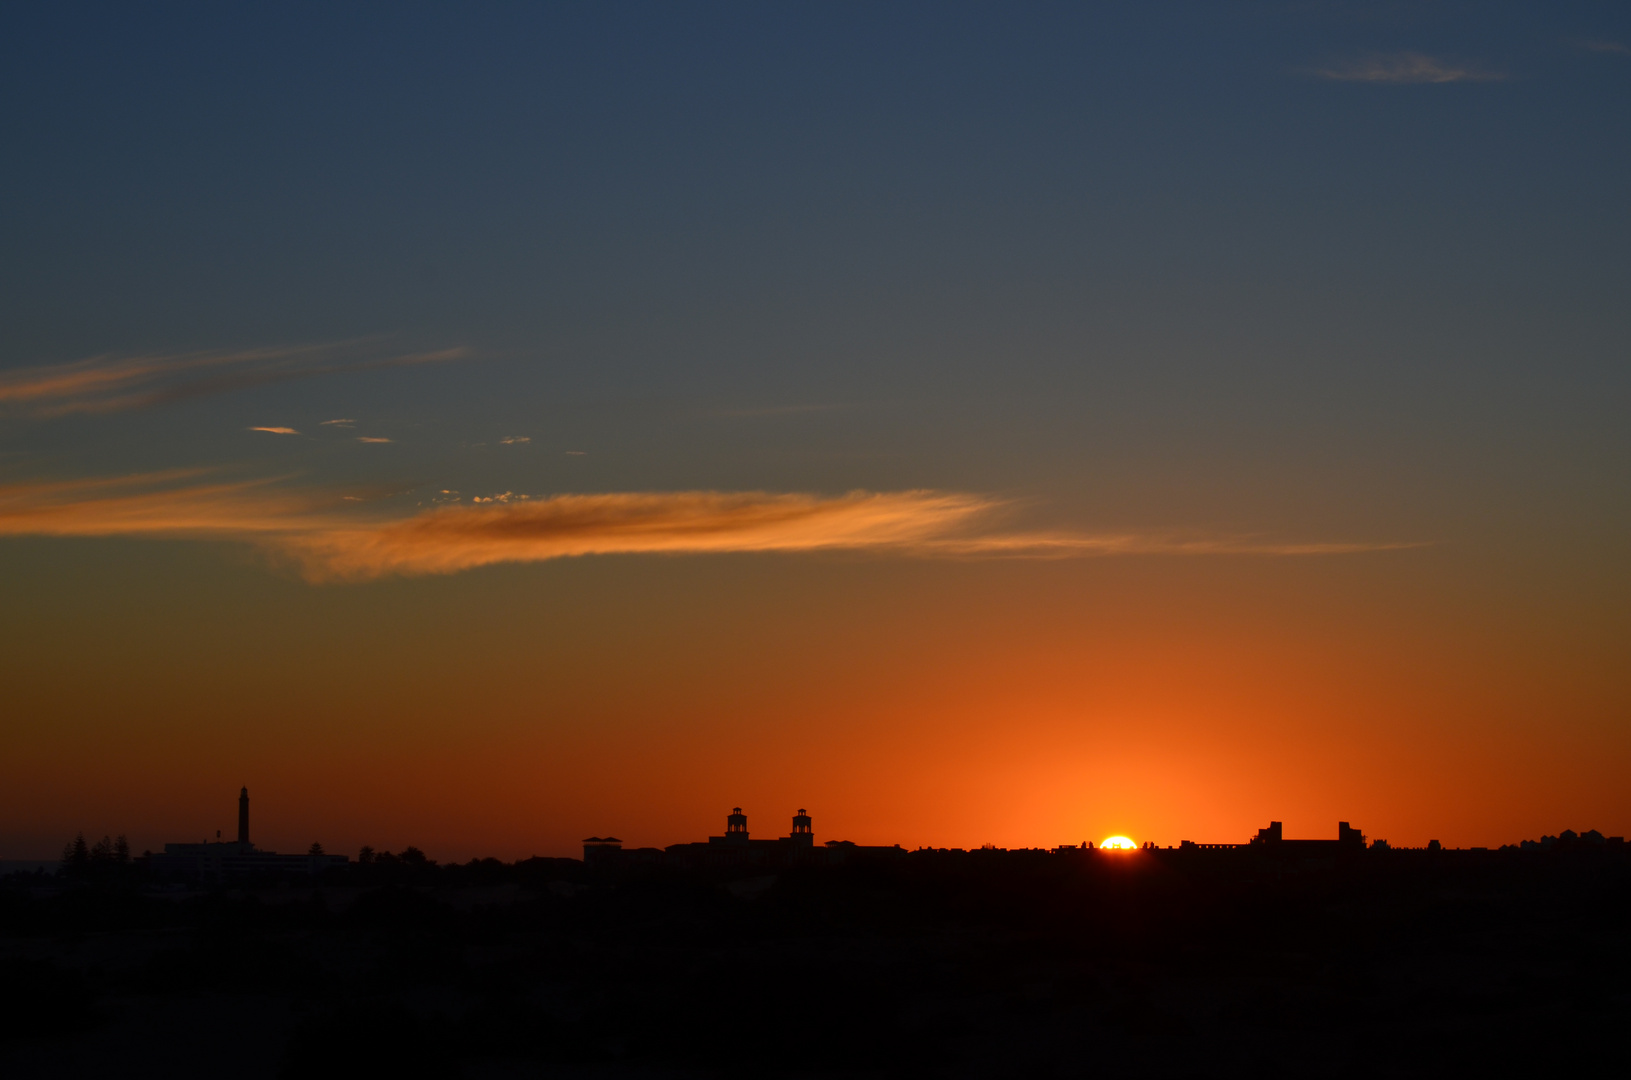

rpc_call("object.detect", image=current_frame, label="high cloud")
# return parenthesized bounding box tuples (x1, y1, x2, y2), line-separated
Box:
(285, 491, 1000, 580)
(0, 473, 1422, 583)
(0, 342, 466, 418)
(0, 473, 329, 541)
(1311, 53, 1505, 84)
(249, 426, 300, 435)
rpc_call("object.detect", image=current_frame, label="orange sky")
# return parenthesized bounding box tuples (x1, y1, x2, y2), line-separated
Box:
(4, 535, 1624, 860)
(3, 5, 1629, 864)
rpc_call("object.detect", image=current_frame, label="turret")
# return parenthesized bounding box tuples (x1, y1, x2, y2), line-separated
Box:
(725, 807, 749, 844)
(788, 808, 813, 848)
(238, 787, 250, 845)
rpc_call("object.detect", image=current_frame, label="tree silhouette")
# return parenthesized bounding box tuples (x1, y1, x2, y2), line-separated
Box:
(59, 833, 90, 878)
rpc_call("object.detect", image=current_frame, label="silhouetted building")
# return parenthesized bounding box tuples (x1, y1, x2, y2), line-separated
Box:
(820, 838, 908, 862)
(1181, 820, 1367, 863)
(582, 836, 622, 863)
(150, 787, 348, 881)
(717, 807, 749, 845)
(634, 806, 861, 868)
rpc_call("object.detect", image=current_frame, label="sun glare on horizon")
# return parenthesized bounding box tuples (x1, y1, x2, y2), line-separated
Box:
(1101, 836, 1137, 850)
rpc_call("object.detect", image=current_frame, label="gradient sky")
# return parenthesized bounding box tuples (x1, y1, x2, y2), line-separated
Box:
(2, 2, 1628, 860)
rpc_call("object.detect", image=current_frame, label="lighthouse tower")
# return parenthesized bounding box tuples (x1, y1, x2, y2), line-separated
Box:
(237, 787, 250, 846)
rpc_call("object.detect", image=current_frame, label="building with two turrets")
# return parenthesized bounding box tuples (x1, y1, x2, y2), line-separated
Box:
(665, 805, 826, 867)
(586, 806, 901, 870)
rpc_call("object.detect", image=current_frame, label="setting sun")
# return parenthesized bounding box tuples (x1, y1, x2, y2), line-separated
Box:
(1100, 836, 1137, 850)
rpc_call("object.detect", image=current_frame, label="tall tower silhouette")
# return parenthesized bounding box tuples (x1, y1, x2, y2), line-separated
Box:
(789, 808, 813, 848)
(237, 787, 250, 845)
(726, 806, 748, 844)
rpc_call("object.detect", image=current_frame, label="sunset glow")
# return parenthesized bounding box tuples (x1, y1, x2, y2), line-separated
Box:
(3, 9, 1625, 1074)
(0, 3, 1626, 865)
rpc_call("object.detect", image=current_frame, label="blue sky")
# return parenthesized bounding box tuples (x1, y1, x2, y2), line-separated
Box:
(3, 5, 1626, 521)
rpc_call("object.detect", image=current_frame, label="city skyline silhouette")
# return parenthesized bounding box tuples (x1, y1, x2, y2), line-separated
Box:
(22, 787, 1620, 880)
(2, 4, 1628, 1074)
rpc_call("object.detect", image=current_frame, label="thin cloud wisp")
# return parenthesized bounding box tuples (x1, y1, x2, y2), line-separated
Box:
(0, 474, 333, 540)
(0, 474, 1422, 583)
(1311, 52, 1505, 84)
(0, 343, 466, 418)
(285, 490, 996, 580)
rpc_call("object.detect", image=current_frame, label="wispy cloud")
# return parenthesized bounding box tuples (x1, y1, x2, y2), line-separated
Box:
(249, 426, 300, 435)
(1310, 52, 1506, 84)
(920, 532, 1426, 558)
(320, 419, 357, 427)
(0, 473, 1424, 584)
(500, 436, 530, 445)
(356, 437, 392, 444)
(0, 473, 328, 540)
(0, 342, 466, 418)
(286, 490, 1004, 580)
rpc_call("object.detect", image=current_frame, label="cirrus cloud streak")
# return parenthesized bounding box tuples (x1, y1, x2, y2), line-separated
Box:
(0, 474, 1421, 583)
(1310, 52, 1505, 84)
(0, 342, 467, 418)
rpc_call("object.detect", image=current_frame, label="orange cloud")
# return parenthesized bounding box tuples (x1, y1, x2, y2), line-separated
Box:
(0, 474, 330, 540)
(0, 343, 466, 417)
(249, 426, 300, 435)
(283, 490, 998, 580)
(0, 473, 1421, 583)
(924, 532, 1428, 558)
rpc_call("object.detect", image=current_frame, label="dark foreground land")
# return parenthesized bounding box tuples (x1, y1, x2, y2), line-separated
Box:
(2, 847, 1628, 1079)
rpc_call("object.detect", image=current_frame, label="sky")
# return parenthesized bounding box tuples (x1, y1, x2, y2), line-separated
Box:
(2, 2, 1628, 860)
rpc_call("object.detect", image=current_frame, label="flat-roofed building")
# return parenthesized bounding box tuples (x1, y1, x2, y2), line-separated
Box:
(150, 788, 349, 881)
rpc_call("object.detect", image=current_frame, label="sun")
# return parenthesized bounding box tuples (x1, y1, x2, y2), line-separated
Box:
(1100, 836, 1137, 850)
